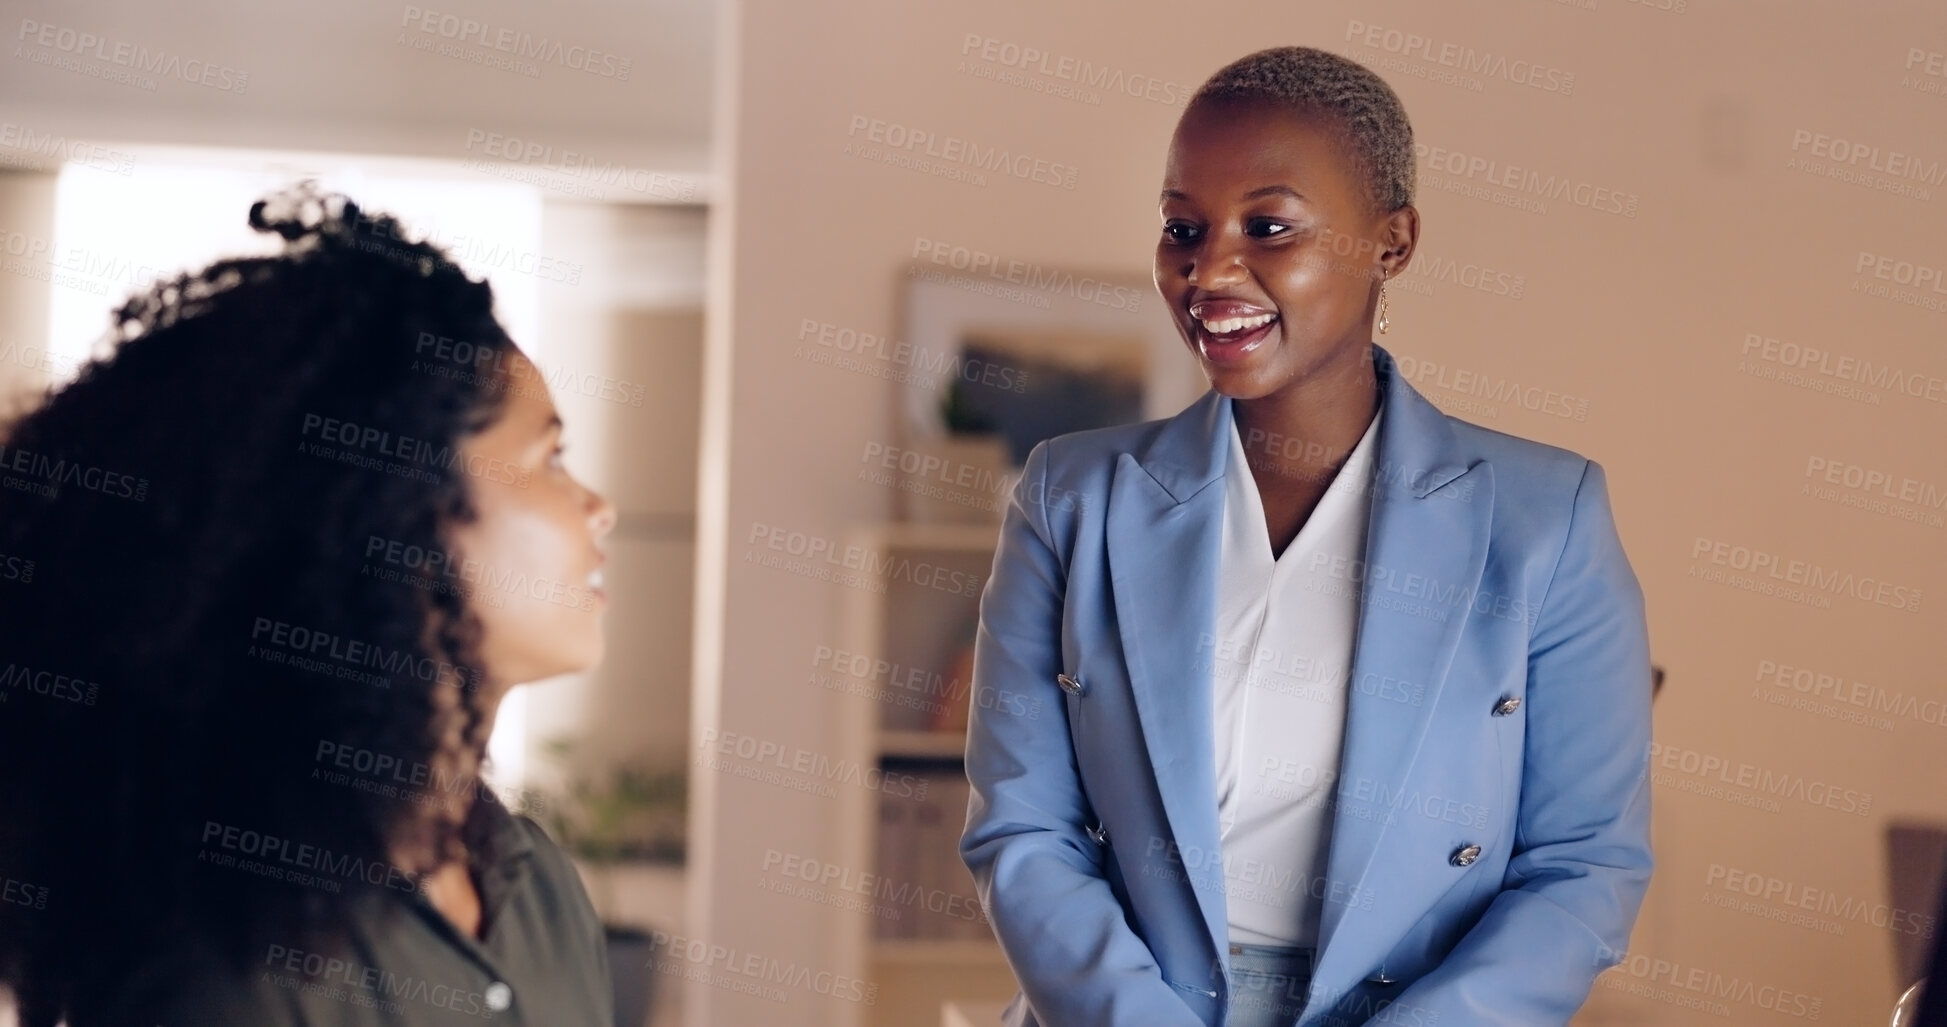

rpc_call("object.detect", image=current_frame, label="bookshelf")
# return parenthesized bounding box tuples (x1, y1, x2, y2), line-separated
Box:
(832, 522, 1023, 1027)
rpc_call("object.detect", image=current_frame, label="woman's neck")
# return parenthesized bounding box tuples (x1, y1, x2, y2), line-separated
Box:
(1231, 350, 1382, 493)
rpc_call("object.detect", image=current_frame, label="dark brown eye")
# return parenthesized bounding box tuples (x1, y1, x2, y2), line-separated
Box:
(1162, 221, 1200, 243)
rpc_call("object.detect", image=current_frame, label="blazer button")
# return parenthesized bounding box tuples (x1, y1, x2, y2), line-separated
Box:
(1057, 673, 1085, 696)
(1450, 844, 1483, 867)
(1366, 970, 1398, 986)
(1086, 822, 1108, 845)
(1492, 696, 1522, 716)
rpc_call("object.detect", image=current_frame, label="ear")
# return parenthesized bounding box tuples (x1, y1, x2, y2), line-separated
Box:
(1376, 204, 1421, 279)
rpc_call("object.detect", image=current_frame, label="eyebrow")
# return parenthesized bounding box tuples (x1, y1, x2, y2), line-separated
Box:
(1160, 184, 1307, 203)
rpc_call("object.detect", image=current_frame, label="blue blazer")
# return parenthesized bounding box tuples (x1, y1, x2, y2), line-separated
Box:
(960, 343, 1653, 1027)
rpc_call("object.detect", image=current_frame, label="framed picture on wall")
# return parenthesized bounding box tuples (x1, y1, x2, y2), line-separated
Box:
(896, 261, 1204, 480)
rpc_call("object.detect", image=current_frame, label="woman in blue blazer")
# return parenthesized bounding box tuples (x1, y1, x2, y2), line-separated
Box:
(960, 47, 1653, 1027)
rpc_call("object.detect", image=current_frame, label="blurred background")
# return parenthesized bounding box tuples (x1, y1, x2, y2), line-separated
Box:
(0, 0, 1942, 1025)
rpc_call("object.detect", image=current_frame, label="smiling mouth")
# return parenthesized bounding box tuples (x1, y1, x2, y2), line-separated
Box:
(1198, 312, 1277, 336)
(1194, 312, 1280, 361)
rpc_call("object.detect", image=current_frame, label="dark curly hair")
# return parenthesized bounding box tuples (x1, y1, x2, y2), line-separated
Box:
(0, 185, 527, 1025)
(1188, 45, 1417, 215)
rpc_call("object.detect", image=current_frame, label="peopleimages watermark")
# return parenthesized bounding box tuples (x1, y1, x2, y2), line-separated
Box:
(0, 550, 33, 585)
(743, 522, 984, 597)
(905, 263, 1051, 310)
(1346, 19, 1576, 95)
(857, 439, 1011, 515)
(1595, 947, 1822, 1020)
(647, 930, 877, 1006)
(1648, 740, 1872, 816)
(1737, 330, 1947, 407)
(261, 942, 498, 1018)
(844, 114, 1079, 191)
(0, 333, 86, 382)
(14, 17, 249, 93)
(1906, 47, 1947, 96)
(1399, 248, 1526, 300)
(808, 644, 1042, 722)
(1802, 455, 1946, 529)
(1239, 427, 1479, 503)
(0, 662, 101, 707)
(695, 728, 928, 801)
(0, 440, 150, 504)
(1306, 553, 1539, 629)
(910, 236, 1142, 311)
(249, 616, 488, 691)
(397, 6, 631, 80)
(1379, 355, 1589, 422)
(1788, 128, 1943, 201)
(1704, 862, 1935, 939)
(460, 129, 695, 202)
(1, 870, 47, 911)
(1145, 837, 1377, 913)
(199, 819, 419, 895)
(1687, 536, 1923, 613)
(796, 318, 1031, 394)
(1752, 657, 1947, 732)
(1246, 762, 1491, 831)
(759, 848, 988, 928)
(413, 331, 648, 408)
(361, 534, 598, 612)
(0, 121, 135, 175)
(0, 228, 166, 298)
(1851, 249, 1947, 315)
(313, 739, 543, 815)
(298, 411, 531, 488)
(1414, 142, 1638, 218)
(957, 32, 1191, 107)
(345, 209, 584, 286)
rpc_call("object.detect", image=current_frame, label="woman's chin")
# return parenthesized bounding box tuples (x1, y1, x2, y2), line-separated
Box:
(1203, 365, 1280, 400)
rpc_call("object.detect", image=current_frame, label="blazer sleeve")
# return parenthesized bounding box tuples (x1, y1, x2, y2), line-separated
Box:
(1370, 459, 1654, 1026)
(959, 441, 1205, 1027)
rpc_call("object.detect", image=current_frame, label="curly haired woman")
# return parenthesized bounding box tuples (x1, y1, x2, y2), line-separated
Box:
(0, 186, 618, 1026)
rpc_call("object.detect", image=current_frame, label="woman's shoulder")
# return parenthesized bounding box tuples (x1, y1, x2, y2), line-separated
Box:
(1031, 415, 1175, 471)
(1440, 410, 1601, 498)
(497, 805, 606, 942)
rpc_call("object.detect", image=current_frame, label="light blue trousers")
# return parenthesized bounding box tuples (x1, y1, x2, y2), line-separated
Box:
(1225, 943, 1315, 1027)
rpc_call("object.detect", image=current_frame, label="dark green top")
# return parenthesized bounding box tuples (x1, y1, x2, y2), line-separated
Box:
(96, 800, 613, 1026)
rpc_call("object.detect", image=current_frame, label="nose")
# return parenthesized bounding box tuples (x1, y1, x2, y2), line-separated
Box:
(1186, 236, 1248, 292)
(587, 485, 618, 540)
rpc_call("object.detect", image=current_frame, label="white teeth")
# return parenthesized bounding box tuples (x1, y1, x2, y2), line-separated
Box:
(1198, 313, 1276, 335)
(589, 568, 605, 589)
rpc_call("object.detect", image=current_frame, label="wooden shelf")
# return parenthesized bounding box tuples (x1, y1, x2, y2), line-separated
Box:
(871, 937, 1008, 966)
(879, 729, 968, 760)
(853, 521, 1000, 553)
(836, 521, 1010, 1027)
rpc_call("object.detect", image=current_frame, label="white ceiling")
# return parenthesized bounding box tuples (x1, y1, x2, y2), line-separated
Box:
(1, 0, 716, 176)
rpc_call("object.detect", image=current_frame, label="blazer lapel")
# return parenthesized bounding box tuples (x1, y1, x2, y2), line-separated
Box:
(1311, 344, 1495, 985)
(1104, 388, 1231, 959)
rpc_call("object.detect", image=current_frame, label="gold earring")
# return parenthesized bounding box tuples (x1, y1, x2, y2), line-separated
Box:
(1376, 282, 1391, 335)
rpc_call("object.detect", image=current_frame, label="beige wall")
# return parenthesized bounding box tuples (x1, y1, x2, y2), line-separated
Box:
(700, 0, 1947, 1024)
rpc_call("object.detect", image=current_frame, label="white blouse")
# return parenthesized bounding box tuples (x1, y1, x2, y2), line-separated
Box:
(1210, 401, 1383, 947)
